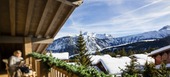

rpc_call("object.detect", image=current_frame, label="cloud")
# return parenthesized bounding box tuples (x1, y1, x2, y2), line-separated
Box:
(82, 0, 170, 27)
(85, 0, 124, 5)
(56, 0, 170, 38)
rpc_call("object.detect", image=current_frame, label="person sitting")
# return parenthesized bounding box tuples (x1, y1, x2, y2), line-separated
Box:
(8, 50, 24, 77)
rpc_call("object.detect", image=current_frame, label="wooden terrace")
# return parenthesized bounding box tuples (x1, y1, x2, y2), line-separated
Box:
(0, 0, 83, 77)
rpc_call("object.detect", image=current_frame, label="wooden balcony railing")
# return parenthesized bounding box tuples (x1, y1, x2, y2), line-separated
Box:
(28, 52, 110, 77)
(34, 59, 78, 77)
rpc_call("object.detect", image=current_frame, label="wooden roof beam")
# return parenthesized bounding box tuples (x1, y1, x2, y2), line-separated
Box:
(33, 44, 40, 52)
(25, 0, 35, 36)
(53, 6, 75, 37)
(0, 36, 24, 43)
(36, 44, 45, 53)
(45, 3, 65, 38)
(57, 0, 83, 6)
(32, 38, 53, 44)
(35, 0, 52, 37)
(41, 44, 48, 54)
(36, 44, 40, 52)
(0, 36, 53, 44)
(9, 0, 16, 36)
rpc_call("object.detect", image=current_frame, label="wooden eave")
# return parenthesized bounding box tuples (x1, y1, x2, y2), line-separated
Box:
(0, 0, 83, 53)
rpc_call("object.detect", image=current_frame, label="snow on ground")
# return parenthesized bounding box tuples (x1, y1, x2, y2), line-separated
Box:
(141, 39, 155, 42)
(155, 63, 170, 69)
(166, 63, 170, 68)
(46, 52, 69, 60)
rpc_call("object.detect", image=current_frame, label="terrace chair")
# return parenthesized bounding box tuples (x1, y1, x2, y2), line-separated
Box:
(2, 59, 36, 77)
(2, 59, 10, 77)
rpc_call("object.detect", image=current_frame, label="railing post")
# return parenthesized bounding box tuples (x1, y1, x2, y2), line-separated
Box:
(24, 37, 32, 65)
(36, 59, 50, 77)
(35, 59, 41, 77)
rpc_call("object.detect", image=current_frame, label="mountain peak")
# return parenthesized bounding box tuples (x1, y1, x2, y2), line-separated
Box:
(159, 25, 170, 31)
(83, 32, 95, 37)
(82, 32, 113, 39)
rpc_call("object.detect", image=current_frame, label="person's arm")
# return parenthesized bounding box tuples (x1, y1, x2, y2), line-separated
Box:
(9, 56, 19, 67)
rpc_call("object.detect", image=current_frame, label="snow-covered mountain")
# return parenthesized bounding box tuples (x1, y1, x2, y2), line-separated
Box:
(47, 25, 170, 55)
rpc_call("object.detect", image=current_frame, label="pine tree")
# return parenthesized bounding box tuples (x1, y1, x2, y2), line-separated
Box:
(157, 62, 170, 77)
(127, 50, 134, 56)
(75, 31, 92, 67)
(144, 47, 157, 53)
(121, 57, 140, 77)
(107, 52, 117, 57)
(95, 48, 102, 55)
(143, 62, 158, 77)
(119, 48, 127, 56)
(143, 61, 170, 77)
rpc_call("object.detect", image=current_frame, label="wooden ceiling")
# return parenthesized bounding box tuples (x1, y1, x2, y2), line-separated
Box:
(0, 0, 83, 53)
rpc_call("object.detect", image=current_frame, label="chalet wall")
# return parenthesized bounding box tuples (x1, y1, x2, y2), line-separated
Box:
(167, 52, 170, 63)
(155, 55, 162, 65)
(153, 50, 170, 65)
(96, 62, 107, 74)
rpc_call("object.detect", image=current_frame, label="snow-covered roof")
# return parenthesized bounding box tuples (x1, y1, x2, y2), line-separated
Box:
(94, 54, 154, 75)
(46, 52, 69, 60)
(132, 54, 148, 60)
(90, 54, 112, 65)
(148, 45, 170, 56)
(132, 54, 155, 64)
(99, 56, 131, 74)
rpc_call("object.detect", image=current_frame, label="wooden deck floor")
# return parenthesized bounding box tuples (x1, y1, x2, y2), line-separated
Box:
(0, 71, 8, 77)
(0, 74, 8, 77)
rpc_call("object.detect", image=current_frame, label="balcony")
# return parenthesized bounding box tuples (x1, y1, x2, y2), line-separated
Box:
(0, 52, 109, 77)
(17, 52, 109, 77)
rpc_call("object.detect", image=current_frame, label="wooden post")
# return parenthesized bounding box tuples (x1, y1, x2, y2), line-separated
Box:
(24, 37, 32, 65)
(36, 59, 41, 77)
(35, 59, 50, 77)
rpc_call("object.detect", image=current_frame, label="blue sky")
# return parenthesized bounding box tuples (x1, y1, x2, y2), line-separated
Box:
(55, 0, 170, 39)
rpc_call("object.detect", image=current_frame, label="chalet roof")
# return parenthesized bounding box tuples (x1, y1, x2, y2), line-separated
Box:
(95, 54, 154, 75)
(90, 54, 112, 65)
(133, 54, 154, 65)
(0, 0, 82, 53)
(99, 57, 131, 75)
(148, 45, 170, 56)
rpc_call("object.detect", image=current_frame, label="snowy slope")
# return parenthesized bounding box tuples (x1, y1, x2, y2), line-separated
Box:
(47, 25, 170, 54)
(113, 25, 170, 45)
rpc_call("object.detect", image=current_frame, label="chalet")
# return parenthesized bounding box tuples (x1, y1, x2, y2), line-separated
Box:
(148, 45, 170, 66)
(0, 0, 83, 77)
(91, 54, 154, 76)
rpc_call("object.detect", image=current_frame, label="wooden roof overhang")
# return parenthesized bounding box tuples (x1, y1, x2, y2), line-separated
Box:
(0, 0, 83, 53)
(148, 45, 170, 56)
